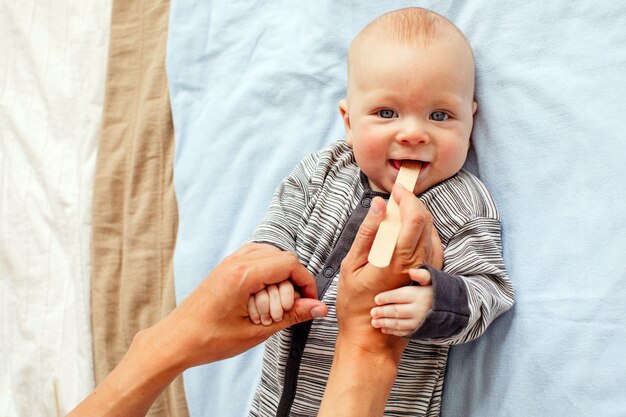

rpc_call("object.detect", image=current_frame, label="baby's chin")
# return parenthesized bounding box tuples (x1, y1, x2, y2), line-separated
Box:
(367, 179, 391, 193)
(369, 180, 416, 195)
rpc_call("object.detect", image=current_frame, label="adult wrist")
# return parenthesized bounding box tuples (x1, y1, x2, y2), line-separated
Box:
(319, 334, 405, 417)
(334, 333, 405, 378)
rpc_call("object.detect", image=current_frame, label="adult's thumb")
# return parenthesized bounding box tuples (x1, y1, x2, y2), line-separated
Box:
(279, 298, 328, 330)
(343, 197, 386, 267)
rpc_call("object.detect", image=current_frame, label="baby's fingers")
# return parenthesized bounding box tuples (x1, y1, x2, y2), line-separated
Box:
(374, 286, 418, 306)
(254, 289, 272, 326)
(267, 285, 284, 322)
(370, 303, 421, 336)
(248, 295, 261, 324)
(380, 327, 411, 337)
(278, 280, 295, 311)
(370, 303, 414, 320)
(370, 316, 419, 336)
(408, 268, 432, 286)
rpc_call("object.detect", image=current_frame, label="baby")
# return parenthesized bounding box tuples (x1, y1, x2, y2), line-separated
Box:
(247, 7, 513, 416)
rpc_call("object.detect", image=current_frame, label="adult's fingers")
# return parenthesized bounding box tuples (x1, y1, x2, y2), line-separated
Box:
(236, 250, 317, 300)
(393, 184, 432, 267)
(248, 296, 261, 324)
(429, 228, 444, 270)
(342, 196, 386, 271)
(256, 298, 328, 337)
(409, 222, 430, 267)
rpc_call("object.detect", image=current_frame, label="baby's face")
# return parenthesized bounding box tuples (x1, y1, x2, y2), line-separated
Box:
(340, 34, 476, 194)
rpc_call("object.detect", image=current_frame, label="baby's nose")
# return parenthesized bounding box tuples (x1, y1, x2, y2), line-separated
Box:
(396, 119, 429, 145)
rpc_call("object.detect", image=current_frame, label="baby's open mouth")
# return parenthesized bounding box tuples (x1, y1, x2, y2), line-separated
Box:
(389, 159, 428, 171)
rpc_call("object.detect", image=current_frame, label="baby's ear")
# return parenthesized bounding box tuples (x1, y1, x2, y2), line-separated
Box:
(472, 101, 478, 115)
(338, 99, 353, 147)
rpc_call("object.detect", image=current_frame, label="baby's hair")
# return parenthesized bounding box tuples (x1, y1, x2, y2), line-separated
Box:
(367, 7, 440, 45)
(346, 8, 475, 101)
(350, 7, 474, 60)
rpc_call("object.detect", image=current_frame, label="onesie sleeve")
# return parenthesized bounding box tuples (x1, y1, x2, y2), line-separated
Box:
(249, 151, 320, 252)
(408, 216, 514, 345)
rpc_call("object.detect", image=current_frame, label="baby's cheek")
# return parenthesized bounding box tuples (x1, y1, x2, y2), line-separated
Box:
(444, 141, 469, 172)
(361, 135, 388, 161)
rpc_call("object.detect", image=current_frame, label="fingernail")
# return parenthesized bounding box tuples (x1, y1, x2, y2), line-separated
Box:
(311, 306, 326, 318)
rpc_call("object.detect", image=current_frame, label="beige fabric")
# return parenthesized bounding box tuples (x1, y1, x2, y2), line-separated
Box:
(90, 0, 188, 416)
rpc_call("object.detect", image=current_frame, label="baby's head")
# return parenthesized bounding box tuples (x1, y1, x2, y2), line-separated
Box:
(339, 8, 477, 194)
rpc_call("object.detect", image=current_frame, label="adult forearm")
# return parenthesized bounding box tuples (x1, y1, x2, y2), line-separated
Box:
(318, 336, 404, 417)
(68, 245, 326, 416)
(67, 327, 181, 417)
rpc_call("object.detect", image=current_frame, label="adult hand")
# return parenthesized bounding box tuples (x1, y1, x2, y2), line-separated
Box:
(318, 184, 443, 417)
(68, 243, 327, 417)
(338, 183, 443, 355)
(154, 243, 328, 370)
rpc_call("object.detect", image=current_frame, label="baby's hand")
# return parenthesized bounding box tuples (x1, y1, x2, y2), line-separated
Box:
(370, 268, 433, 337)
(248, 280, 298, 325)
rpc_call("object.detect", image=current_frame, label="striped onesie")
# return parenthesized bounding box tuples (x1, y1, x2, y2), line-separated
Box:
(249, 140, 514, 417)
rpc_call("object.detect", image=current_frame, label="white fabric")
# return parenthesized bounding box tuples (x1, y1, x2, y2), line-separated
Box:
(167, 1, 626, 416)
(0, 1, 111, 415)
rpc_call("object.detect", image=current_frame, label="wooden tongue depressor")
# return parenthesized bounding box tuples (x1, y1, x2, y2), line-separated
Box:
(368, 161, 422, 268)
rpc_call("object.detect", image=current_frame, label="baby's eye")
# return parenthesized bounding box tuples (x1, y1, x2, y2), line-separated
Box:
(378, 109, 397, 119)
(430, 111, 449, 121)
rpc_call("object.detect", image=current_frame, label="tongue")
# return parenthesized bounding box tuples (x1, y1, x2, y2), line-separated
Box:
(392, 159, 404, 170)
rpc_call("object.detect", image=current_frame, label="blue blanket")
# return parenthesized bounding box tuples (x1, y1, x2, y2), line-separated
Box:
(167, 1, 626, 416)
